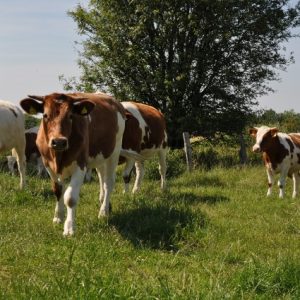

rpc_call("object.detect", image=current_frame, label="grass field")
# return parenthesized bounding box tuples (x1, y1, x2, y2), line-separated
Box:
(1, 163, 300, 299)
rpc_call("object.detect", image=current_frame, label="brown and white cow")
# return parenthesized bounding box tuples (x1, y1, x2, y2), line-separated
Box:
(120, 101, 168, 193)
(250, 126, 300, 198)
(0, 100, 26, 189)
(7, 126, 46, 176)
(20, 92, 136, 236)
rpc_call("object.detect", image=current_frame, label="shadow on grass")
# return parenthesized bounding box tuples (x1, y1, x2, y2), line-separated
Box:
(109, 204, 208, 251)
(41, 189, 54, 200)
(163, 191, 230, 205)
(175, 175, 225, 188)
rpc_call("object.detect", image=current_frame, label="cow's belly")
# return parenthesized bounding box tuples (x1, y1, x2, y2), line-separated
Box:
(274, 155, 300, 174)
(140, 147, 161, 159)
(87, 153, 106, 168)
(60, 161, 80, 180)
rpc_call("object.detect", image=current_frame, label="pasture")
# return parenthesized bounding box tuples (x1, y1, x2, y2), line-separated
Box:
(1, 150, 300, 299)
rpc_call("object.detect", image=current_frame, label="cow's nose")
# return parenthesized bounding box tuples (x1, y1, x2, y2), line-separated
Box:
(252, 144, 261, 153)
(51, 138, 68, 151)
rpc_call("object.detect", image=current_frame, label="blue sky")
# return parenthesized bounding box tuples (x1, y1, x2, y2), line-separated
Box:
(0, 0, 88, 104)
(1, 0, 300, 112)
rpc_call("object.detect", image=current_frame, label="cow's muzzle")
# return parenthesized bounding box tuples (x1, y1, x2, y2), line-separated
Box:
(252, 144, 261, 153)
(50, 138, 68, 151)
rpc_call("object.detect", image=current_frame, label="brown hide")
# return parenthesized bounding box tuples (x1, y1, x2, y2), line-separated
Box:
(122, 111, 142, 153)
(37, 92, 125, 175)
(122, 102, 167, 153)
(289, 134, 300, 149)
(260, 131, 289, 170)
(25, 132, 40, 160)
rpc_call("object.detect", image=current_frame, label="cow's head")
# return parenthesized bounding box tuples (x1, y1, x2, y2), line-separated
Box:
(20, 93, 95, 152)
(249, 126, 278, 153)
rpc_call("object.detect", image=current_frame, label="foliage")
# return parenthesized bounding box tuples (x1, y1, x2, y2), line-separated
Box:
(1, 166, 300, 298)
(254, 108, 300, 132)
(24, 114, 40, 130)
(191, 135, 261, 169)
(65, 0, 300, 146)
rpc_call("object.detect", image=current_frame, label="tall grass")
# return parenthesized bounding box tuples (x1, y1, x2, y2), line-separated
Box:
(1, 148, 300, 299)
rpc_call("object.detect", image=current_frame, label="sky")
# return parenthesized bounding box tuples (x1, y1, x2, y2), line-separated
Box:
(0, 0, 300, 112)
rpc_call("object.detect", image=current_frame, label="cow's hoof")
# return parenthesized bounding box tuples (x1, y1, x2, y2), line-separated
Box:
(98, 209, 109, 218)
(63, 230, 75, 237)
(53, 217, 63, 224)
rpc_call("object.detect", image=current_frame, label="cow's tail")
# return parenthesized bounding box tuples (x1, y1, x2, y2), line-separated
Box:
(11, 148, 18, 158)
(120, 149, 144, 161)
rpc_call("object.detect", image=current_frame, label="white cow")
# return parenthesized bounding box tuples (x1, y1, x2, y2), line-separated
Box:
(0, 100, 26, 188)
(7, 126, 46, 176)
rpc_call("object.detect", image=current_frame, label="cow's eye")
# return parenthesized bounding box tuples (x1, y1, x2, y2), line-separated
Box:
(43, 113, 48, 120)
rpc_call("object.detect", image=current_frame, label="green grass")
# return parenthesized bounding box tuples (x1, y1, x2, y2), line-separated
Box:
(1, 165, 300, 299)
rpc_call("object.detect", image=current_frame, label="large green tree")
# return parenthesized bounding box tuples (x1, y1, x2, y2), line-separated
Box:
(67, 0, 300, 147)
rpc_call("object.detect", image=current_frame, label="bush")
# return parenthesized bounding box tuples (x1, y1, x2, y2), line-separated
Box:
(191, 136, 261, 169)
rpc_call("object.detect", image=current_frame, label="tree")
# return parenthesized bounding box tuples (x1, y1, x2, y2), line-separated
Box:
(24, 114, 40, 130)
(66, 0, 300, 147)
(253, 108, 300, 133)
(279, 110, 300, 132)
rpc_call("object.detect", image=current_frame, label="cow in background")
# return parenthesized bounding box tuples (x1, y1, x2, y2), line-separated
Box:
(7, 126, 46, 176)
(0, 100, 26, 189)
(20, 92, 139, 236)
(250, 126, 300, 198)
(120, 101, 168, 193)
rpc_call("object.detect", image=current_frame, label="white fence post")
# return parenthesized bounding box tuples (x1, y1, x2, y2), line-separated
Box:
(183, 132, 193, 172)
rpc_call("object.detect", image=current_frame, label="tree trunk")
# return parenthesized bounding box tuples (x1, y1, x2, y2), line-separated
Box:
(239, 133, 247, 165)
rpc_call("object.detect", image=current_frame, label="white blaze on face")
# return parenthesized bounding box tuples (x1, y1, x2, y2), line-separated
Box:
(253, 126, 271, 152)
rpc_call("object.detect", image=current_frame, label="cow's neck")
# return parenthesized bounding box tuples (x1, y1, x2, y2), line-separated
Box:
(49, 150, 65, 174)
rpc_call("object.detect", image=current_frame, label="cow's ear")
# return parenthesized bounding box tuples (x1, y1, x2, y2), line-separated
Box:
(270, 127, 278, 137)
(20, 98, 44, 115)
(73, 100, 95, 116)
(249, 127, 258, 137)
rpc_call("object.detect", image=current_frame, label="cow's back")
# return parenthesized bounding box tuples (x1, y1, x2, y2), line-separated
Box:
(0, 100, 25, 151)
(121, 101, 167, 155)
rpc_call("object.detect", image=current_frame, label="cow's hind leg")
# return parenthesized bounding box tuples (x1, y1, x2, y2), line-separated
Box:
(122, 158, 135, 193)
(132, 160, 145, 194)
(98, 155, 118, 217)
(292, 172, 300, 198)
(158, 149, 167, 191)
(96, 164, 105, 206)
(63, 167, 86, 236)
(12, 147, 26, 189)
(278, 168, 289, 198)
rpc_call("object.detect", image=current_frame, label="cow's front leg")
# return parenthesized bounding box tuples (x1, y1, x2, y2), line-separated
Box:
(52, 181, 65, 224)
(266, 167, 274, 197)
(63, 167, 86, 236)
(46, 167, 64, 224)
(292, 172, 300, 198)
(278, 168, 289, 198)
